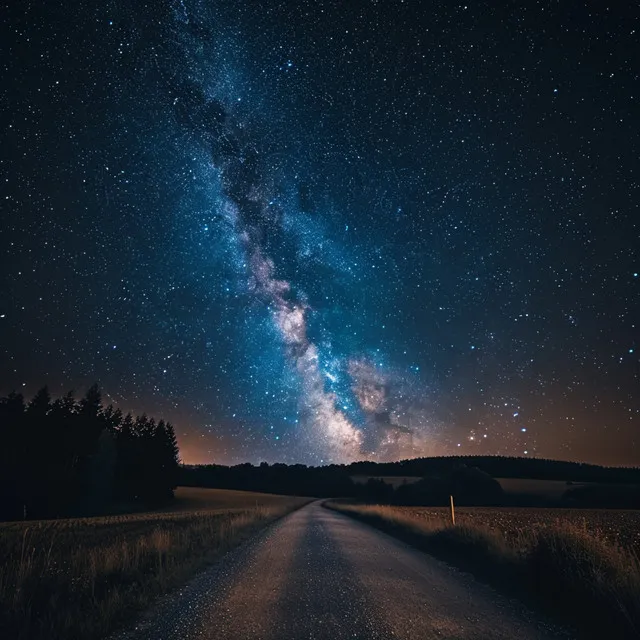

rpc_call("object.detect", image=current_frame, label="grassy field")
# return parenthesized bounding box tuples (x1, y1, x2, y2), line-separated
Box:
(496, 477, 584, 498)
(0, 487, 310, 640)
(326, 502, 640, 639)
(393, 505, 640, 553)
(150, 486, 306, 512)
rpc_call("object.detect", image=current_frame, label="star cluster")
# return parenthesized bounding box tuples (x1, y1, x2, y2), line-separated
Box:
(1, 1, 638, 465)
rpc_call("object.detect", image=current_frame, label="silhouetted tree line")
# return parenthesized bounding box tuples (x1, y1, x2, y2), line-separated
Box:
(181, 456, 640, 508)
(180, 462, 505, 505)
(0, 385, 180, 520)
(181, 462, 355, 498)
(354, 466, 507, 506)
(354, 467, 640, 508)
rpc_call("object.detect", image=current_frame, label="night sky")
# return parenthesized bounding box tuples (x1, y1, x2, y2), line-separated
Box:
(2, 2, 638, 466)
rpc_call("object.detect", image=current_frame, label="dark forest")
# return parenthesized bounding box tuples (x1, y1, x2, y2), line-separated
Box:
(0, 386, 180, 520)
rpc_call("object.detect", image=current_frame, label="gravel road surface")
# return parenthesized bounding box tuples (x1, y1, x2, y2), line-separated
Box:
(114, 501, 570, 640)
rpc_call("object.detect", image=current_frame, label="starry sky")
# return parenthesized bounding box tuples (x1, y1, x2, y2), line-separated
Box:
(2, 1, 638, 466)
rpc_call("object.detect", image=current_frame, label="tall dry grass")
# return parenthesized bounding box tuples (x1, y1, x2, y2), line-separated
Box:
(326, 502, 640, 639)
(0, 499, 308, 640)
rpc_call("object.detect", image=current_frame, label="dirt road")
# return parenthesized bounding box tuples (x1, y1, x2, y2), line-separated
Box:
(115, 501, 570, 639)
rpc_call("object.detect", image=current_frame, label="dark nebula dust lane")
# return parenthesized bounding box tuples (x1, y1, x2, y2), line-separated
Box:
(2, 1, 639, 465)
(111, 502, 569, 640)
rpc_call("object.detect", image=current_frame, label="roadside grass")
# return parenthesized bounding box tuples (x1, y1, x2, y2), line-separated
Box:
(325, 502, 640, 639)
(0, 489, 309, 640)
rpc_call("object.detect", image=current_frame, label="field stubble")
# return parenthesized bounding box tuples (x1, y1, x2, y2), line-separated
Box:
(394, 505, 640, 554)
(0, 487, 309, 640)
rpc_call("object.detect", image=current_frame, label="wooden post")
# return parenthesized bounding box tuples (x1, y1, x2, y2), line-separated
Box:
(449, 494, 455, 526)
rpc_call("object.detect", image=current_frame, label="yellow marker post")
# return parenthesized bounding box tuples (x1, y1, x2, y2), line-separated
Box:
(450, 494, 455, 526)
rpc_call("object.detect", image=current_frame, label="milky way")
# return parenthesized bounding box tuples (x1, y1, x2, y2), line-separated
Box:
(167, 9, 418, 462)
(1, 1, 638, 465)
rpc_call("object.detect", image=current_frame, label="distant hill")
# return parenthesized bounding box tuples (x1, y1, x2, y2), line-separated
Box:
(344, 456, 640, 484)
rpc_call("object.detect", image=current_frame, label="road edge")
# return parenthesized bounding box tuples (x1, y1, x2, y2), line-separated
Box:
(321, 500, 637, 640)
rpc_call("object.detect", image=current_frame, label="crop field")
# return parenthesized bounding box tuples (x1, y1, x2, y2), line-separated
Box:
(496, 477, 585, 498)
(0, 487, 309, 640)
(154, 486, 305, 512)
(392, 506, 640, 553)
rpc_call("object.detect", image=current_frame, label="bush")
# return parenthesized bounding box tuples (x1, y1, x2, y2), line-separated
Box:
(450, 466, 505, 505)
